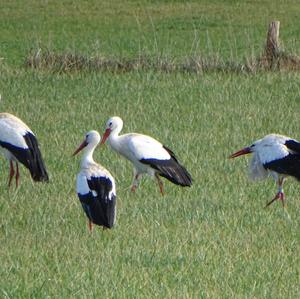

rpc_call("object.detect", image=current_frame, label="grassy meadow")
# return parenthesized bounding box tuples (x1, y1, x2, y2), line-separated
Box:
(1, 1, 300, 298)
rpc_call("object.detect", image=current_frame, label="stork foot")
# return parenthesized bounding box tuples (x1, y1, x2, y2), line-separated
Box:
(265, 191, 285, 208)
(131, 185, 137, 192)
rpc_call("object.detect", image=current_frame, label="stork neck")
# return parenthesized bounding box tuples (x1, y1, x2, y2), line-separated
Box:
(81, 144, 96, 168)
(111, 125, 122, 137)
(108, 127, 122, 147)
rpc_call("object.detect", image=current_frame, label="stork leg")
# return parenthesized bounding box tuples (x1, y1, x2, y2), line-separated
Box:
(131, 171, 141, 192)
(88, 220, 93, 232)
(155, 173, 164, 196)
(8, 160, 15, 188)
(15, 162, 20, 188)
(265, 178, 285, 208)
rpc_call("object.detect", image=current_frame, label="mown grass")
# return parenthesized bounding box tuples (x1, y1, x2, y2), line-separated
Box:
(1, 69, 300, 298)
(1, 0, 300, 66)
(1, 0, 300, 298)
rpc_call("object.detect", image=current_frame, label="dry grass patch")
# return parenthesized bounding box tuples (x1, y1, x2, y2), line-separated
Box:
(25, 48, 300, 74)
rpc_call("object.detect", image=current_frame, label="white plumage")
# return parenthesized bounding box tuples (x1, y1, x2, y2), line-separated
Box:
(248, 134, 291, 181)
(250, 134, 290, 165)
(0, 114, 30, 148)
(73, 130, 117, 230)
(230, 134, 300, 207)
(100, 116, 192, 194)
(126, 134, 171, 161)
(249, 151, 268, 181)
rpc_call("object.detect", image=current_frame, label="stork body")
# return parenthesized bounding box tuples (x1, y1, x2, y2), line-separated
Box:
(100, 116, 192, 195)
(73, 130, 116, 230)
(0, 113, 49, 187)
(230, 134, 300, 207)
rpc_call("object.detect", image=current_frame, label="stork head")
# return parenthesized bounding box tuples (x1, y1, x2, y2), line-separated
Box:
(73, 130, 101, 156)
(229, 143, 256, 159)
(100, 116, 123, 145)
(229, 135, 280, 158)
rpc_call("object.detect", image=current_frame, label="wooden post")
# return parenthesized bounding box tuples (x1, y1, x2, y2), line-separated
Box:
(265, 21, 280, 67)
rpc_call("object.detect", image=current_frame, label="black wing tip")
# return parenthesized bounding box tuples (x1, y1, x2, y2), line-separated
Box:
(31, 167, 49, 182)
(101, 222, 114, 229)
(32, 174, 49, 182)
(90, 218, 114, 229)
(174, 175, 193, 187)
(23, 132, 50, 182)
(182, 179, 192, 187)
(86, 215, 115, 229)
(175, 170, 193, 187)
(141, 157, 193, 187)
(159, 164, 193, 187)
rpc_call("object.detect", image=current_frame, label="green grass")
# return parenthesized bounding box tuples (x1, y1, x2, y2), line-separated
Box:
(1, 1, 300, 298)
(2, 0, 300, 66)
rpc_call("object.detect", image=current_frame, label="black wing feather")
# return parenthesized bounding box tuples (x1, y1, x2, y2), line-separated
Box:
(264, 154, 300, 181)
(285, 139, 300, 155)
(78, 176, 116, 228)
(0, 132, 49, 182)
(140, 145, 192, 187)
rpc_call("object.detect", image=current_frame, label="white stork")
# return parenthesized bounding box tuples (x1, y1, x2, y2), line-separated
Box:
(230, 134, 300, 207)
(73, 130, 117, 230)
(0, 113, 49, 187)
(100, 116, 192, 195)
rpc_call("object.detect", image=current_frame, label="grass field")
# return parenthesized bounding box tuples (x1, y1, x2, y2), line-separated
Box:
(1, 1, 300, 298)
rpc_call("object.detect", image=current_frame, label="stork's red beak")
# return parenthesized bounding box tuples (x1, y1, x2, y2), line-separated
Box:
(72, 140, 88, 156)
(229, 147, 251, 159)
(100, 128, 111, 145)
